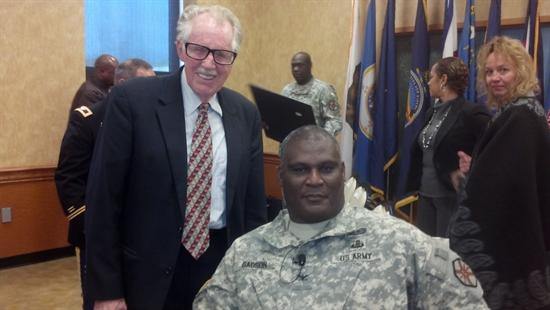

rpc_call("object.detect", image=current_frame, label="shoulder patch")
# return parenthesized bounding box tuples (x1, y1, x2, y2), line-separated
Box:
(452, 258, 478, 287)
(328, 100, 339, 112)
(75, 106, 93, 118)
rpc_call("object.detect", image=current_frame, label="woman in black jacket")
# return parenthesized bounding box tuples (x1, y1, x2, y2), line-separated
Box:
(408, 57, 490, 237)
(449, 36, 550, 309)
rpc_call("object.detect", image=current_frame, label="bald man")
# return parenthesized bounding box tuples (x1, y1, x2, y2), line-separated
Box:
(282, 52, 342, 136)
(195, 125, 487, 309)
(69, 54, 119, 112)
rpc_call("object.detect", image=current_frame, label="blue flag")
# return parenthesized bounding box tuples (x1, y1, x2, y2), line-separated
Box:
(485, 0, 501, 43)
(458, 0, 476, 102)
(395, 0, 430, 206)
(352, 0, 376, 186)
(523, 0, 546, 111)
(370, 0, 397, 198)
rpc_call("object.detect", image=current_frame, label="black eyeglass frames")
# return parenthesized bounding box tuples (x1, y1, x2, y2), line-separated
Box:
(184, 42, 237, 65)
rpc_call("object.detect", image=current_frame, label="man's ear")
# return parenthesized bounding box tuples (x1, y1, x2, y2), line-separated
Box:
(175, 40, 186, 61)
(278, 165, 288, 208)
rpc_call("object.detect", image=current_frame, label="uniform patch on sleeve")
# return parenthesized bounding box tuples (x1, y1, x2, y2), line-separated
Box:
(75, 106, 93, 118)
(328, 100, 339, 112)
(452, 258, 478, 287)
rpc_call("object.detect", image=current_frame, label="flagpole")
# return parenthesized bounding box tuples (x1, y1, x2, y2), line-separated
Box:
(385, 168, 390, 201)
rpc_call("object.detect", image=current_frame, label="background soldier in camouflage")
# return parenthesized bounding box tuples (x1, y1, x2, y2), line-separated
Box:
(282, 52, 342, 136)
(194, 125, 487, 309)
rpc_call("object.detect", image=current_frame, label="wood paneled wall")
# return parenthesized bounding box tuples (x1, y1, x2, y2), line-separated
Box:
(264, 154, 282, 200)
(0, 157, 282, 259)
(0, 168, 68, 259)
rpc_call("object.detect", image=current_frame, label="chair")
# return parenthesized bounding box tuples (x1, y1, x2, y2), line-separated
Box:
(393, 196, 418, 224)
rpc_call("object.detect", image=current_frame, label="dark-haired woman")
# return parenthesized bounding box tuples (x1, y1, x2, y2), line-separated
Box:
(407, 57, 489, 237)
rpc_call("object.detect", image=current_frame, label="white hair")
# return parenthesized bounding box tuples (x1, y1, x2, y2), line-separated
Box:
(176, 4, 242, 52)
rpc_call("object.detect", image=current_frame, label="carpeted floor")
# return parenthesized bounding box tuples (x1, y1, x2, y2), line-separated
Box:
(0, 256, 82, 309)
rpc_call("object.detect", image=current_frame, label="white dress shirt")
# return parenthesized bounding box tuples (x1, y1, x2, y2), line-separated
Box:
(181, 71, 227, 229)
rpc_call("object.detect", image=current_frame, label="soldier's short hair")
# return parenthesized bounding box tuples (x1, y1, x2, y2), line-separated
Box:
(279, 125, 339, 166)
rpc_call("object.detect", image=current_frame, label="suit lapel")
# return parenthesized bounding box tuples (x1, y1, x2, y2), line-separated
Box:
(156, 69, 188, 219)
(218, 88, 241, 213)
(434, 98, 463, 149)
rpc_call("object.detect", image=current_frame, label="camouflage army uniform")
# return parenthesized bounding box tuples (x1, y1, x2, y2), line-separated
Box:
(194, 206, 488, 309)
(282, 78, 342, 136)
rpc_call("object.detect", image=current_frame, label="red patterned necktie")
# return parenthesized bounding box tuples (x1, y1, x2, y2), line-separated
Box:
(182, 102, 212, 259)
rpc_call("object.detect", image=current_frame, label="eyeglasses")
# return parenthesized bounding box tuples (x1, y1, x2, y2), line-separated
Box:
(184, 42, 237, 65)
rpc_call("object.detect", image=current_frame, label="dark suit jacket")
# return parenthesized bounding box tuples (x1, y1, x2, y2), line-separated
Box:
(407, 97, 490, 192)
(55, 101, 106, 247)
(85, 69, 267, 308)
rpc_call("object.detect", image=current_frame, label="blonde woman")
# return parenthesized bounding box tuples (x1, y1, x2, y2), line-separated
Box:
(449, 36, 550, 309)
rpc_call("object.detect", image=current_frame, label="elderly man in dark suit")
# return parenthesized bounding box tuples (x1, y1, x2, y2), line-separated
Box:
(85, 4, 267, 310)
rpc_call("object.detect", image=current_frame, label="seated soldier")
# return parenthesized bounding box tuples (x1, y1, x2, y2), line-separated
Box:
(194, 125, 488, 309)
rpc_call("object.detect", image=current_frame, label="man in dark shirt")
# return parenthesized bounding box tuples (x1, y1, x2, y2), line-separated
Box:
(55, 58, 155, 310)
(69, 54, 118, 112)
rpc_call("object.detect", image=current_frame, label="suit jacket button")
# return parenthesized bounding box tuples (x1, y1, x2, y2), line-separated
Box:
(178, 227, 183, 233)
(164, 267, 172, 275)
